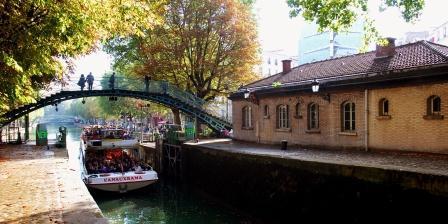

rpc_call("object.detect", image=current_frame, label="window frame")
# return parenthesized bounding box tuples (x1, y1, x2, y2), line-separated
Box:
(307, 103, 319, 130)
(242, 106, 253, 129)
(342, 101, 356, 132)
(379, 98, 389, 116)
(276, 104, 290, 129)
(295, 103, 302, 118)
(263, 105, 270, 118)
(428, 95, 441, 115)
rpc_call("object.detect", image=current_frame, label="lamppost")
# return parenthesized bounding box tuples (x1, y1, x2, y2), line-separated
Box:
(138, 102, 150, 143)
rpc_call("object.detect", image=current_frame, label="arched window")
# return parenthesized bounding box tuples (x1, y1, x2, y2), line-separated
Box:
(242, 106, 252, 128)
(295, 103, 301, 118)
(264, 105, 269, 118)
(379, 98, 389, 116)
(308, 103, 319, 129)
(427, 95, 441, 115)
(276, 104, 289, 129)
(342, 101, 355, 131)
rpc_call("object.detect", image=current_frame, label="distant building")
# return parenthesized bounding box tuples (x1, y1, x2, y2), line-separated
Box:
(397, 31, 429, 45)
(298, 20, 364, 65)
(397, 21, 448, 46)
(428, 21, 448, 45)
(258, 50, 298, 78)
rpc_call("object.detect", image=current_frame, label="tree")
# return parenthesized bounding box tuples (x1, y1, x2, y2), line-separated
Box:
(106, 0, 260, 124)
(106, 0, 260, 100)
(0, 0, 162, 114)
(287, 0, 425, 45)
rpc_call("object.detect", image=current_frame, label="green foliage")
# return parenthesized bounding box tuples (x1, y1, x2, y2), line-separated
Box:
(272, 81, 282, 88)
(105, 0, 260, 102)
(287, 0, 425, 47)
(0, 0, 162, 114)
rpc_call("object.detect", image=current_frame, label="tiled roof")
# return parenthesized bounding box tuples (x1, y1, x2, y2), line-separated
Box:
(245, 41, 448, 89)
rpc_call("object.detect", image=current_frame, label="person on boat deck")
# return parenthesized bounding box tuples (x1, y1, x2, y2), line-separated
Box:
(134, 165, 143, 173)
(107, 132, 115, 138)
(101, 165, 109, 173)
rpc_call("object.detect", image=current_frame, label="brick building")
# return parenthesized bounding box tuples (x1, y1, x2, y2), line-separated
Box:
(229, 38, 448, 154)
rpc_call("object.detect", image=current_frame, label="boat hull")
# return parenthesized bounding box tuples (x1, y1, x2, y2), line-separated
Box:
(83, 171, 158, 193)
(87, 179, 157, 192)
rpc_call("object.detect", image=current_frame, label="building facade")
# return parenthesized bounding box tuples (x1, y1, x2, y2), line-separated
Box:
(298, 20, 363, 65)
(230, 39, 448, 154)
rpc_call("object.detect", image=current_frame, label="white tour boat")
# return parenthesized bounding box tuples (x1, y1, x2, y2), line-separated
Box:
(80, 126, 158, 193)
(82, 126, 139, 150)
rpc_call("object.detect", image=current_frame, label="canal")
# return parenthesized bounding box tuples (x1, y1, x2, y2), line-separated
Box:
(36, 124, 253, 224)
(93, 182, 252, 224)
(31, 123, 448, 224)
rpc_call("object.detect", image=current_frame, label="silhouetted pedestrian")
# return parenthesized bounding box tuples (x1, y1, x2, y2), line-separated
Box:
(86, 72, 94, 91)
(77, 74, 86, 91)
(109, 72, 115, 90)
(144, 75, 151, 92)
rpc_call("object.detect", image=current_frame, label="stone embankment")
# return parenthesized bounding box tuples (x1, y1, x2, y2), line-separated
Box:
(0, 143, 107, 224)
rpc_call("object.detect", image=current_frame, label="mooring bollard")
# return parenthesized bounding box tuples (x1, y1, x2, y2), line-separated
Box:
(281, 140, 287, 150)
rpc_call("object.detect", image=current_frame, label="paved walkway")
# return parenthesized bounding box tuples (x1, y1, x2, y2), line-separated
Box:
(186, 139, 448, 177)
(0, 143, 108, 224)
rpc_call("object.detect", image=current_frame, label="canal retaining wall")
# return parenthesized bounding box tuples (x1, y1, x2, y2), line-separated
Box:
(181, 143, 448, 223)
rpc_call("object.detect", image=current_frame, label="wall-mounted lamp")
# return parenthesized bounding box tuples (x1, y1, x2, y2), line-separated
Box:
(244, 88, 251, 99)
(311, 79, 319, 93)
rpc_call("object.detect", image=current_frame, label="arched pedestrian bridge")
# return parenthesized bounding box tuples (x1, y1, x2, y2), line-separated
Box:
(0, 78, 232, 132)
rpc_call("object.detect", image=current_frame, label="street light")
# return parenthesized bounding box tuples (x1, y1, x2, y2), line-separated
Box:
(244, 88, 251, 99)
(311, 79, 319, 93)
(138, 103, 150, 143)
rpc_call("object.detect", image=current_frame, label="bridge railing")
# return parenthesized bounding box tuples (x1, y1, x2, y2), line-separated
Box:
(45, 76, 206, 109)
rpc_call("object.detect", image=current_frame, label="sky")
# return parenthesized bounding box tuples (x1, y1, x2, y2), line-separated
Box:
(72, 0, 448, 77)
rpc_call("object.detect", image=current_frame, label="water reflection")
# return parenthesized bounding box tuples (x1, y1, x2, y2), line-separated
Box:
(94, 182, 251, 224)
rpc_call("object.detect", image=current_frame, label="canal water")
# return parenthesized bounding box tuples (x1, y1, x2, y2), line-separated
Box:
(37, 123, 253, 224)
(93, 183, 253, 224)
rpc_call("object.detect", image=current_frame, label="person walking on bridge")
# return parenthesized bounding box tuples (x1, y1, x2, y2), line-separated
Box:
(86, 72, 94, 91)
(77, 74, 86, 91)
(109, 72, 116, 90)
(144, 75, 151, 92)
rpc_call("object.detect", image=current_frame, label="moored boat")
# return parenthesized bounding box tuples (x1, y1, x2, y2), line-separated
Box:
(81, 126, 139, 149)
(80, 126, 158, 193)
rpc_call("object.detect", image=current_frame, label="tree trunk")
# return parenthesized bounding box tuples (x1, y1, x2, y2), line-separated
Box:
(171, 108, 181, 125)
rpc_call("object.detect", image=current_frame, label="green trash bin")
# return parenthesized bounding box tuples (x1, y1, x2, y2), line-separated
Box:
(185, 122, 195, 141)
(36, 124, 48, 146)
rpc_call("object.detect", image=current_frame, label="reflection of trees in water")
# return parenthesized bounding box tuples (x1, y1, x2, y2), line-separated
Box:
(96, 198, 167, 223)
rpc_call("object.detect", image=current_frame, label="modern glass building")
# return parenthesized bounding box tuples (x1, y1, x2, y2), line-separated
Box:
(298, 20, 364, 65)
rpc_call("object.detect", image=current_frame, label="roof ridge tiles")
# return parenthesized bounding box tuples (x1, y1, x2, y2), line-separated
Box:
(421, 41, 448, 59)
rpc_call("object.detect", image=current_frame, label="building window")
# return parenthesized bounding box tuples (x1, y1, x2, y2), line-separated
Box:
(308, 103, 319, 129)
(342, 101, 355, 131)
(242, 106, 252, 128)
(379, 98, 389, 116)
(263, 105, 270, 118)
(295, 103, 301, 118)
(276, 104, 289, 129)
(427, 95, 441, 115)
